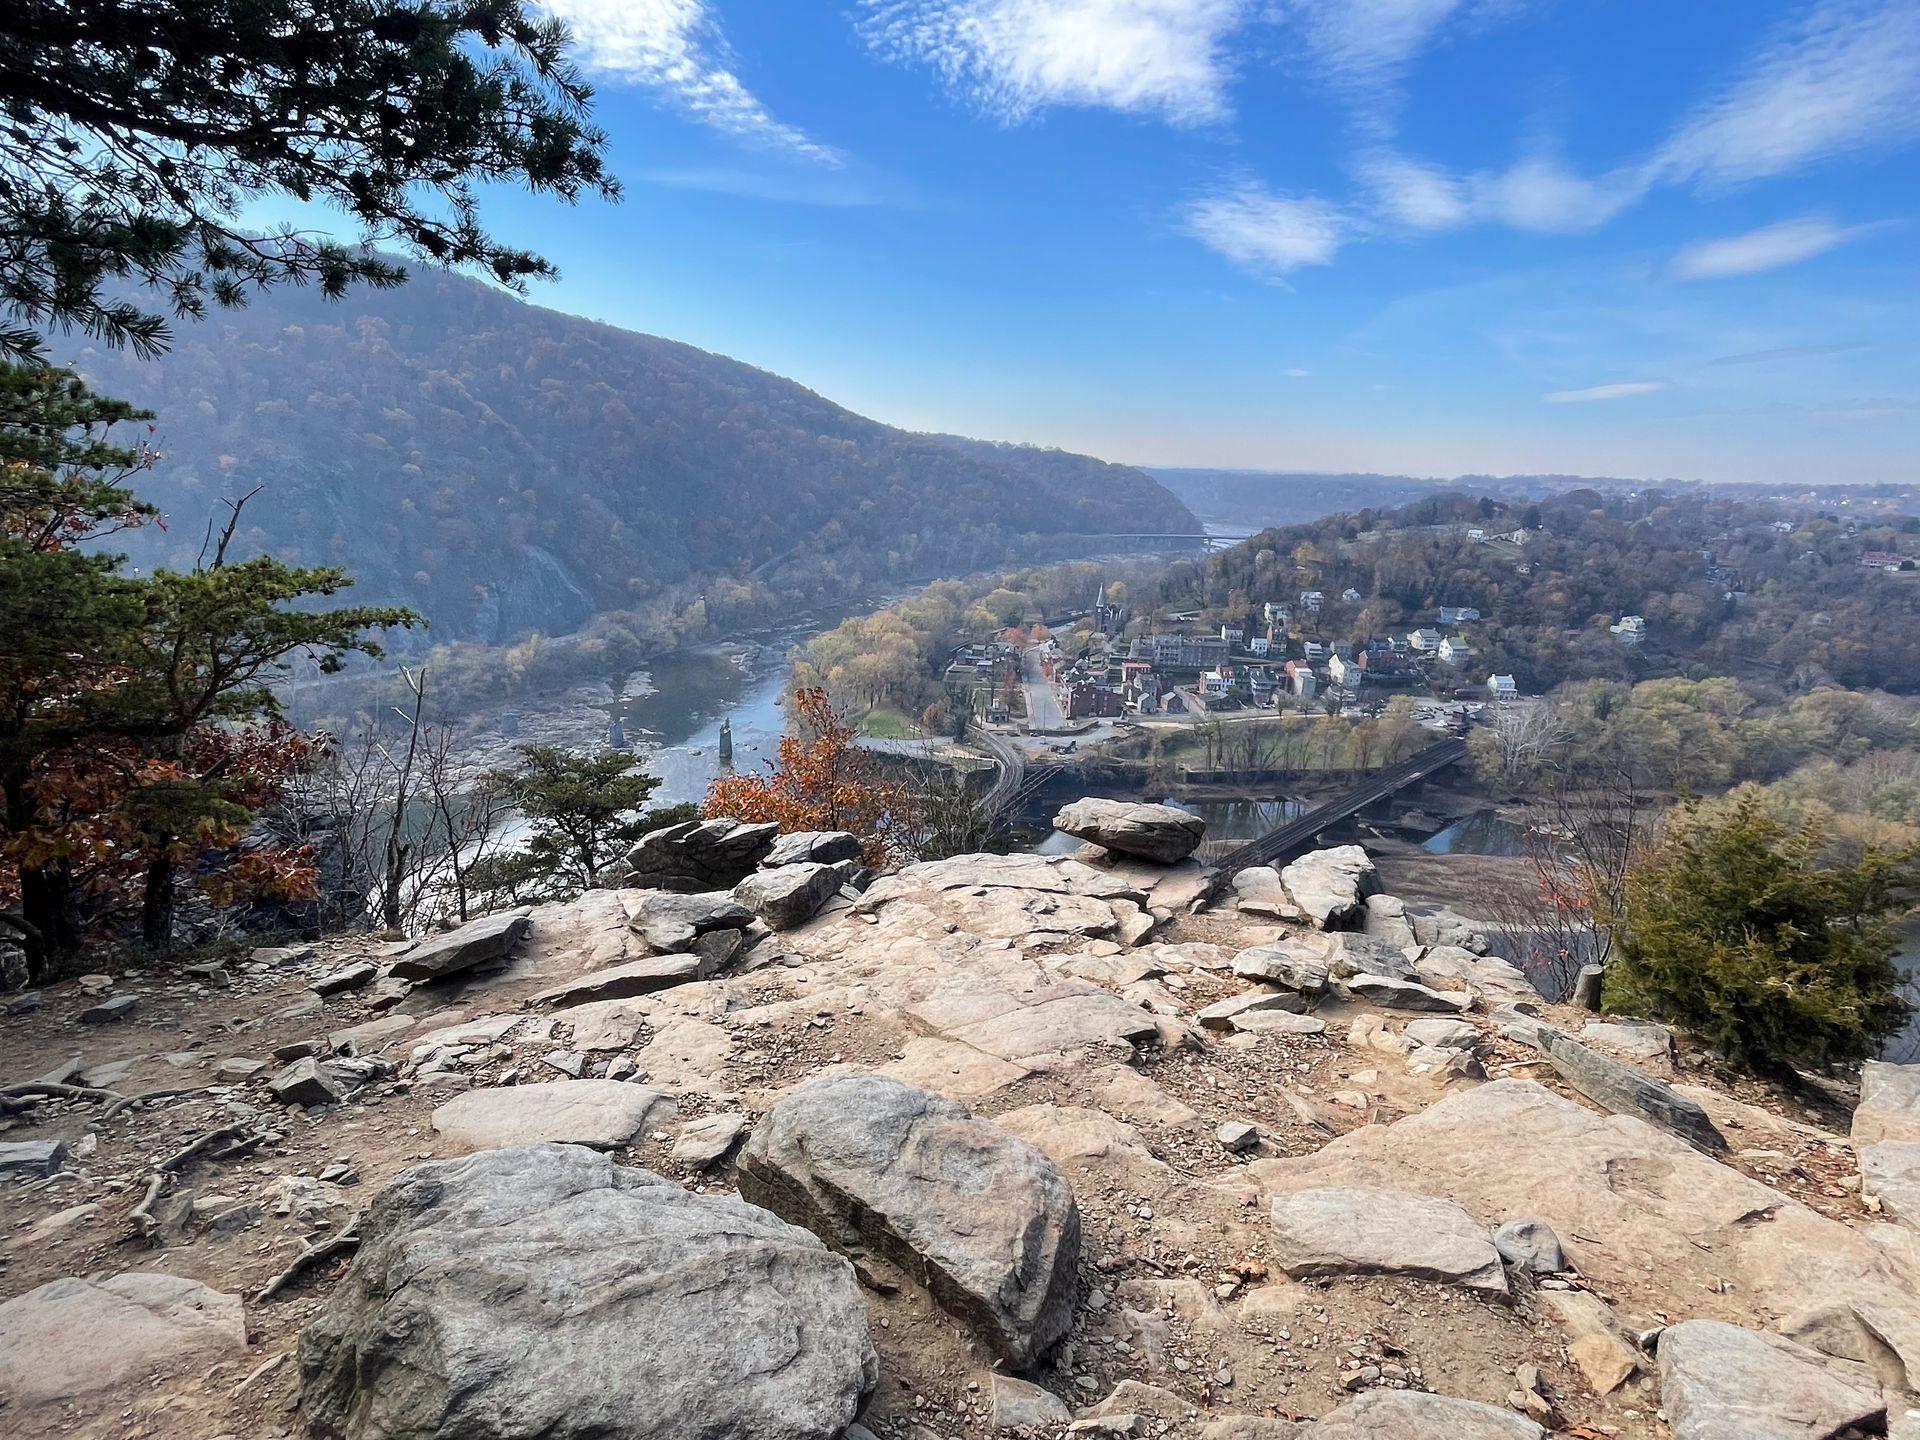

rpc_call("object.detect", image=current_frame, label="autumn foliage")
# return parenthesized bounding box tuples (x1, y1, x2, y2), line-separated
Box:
(704, 688, 913, 865)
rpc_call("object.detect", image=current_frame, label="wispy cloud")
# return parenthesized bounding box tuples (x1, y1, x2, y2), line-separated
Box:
(1671, 215, 1860, 279)
(1704, 341, 1871, 366)
(541, 0, 837, 161)
(1184, 183, 1346, 275)
(857, 0, 1251, 124)
(1658, 0, 1920, 187)
(1359, 154, 1471, 229)
(1542, 381, 1669, 404)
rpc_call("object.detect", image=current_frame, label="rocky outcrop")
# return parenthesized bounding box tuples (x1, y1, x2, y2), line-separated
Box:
(762, 830, 864, 868)
(527, 952, 708, 1007)
(1269, 1186, 1509, 1301)
(1658, 1319, 1885, 1440)
(733, 860, 849, 930)
(737, 1073, 1079, 1366)
(430, 1080, 677, 1151)
(389, 907, 531, 981)
(1855, 1061, 1920, 1146)
(0, 1273, 247, 1407)
(1277, 846, 1377, 929)
(622, 817, 778, 892)
(1053, 798, 1206, 863)
(1861, 1141, 1920, 1228)
(625, 889, 753, 952)
(298, 1144, 877, 1440)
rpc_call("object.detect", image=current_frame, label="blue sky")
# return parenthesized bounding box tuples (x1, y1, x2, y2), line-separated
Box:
(443, 2, 1918, 484)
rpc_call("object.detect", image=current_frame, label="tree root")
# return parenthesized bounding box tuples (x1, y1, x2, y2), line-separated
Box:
(254, 1222, 362, 1303)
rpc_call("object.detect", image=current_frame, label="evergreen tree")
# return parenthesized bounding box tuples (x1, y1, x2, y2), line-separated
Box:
(0, 0, 617, 360)
(483, 744, 665, 895)
(1605, 789, 1915, 1075)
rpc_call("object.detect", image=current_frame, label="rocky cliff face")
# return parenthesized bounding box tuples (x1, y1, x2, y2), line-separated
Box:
(0, 839, 1912, 1440)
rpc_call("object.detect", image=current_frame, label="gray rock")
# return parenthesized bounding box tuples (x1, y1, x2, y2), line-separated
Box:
(672, 1112, 748, 1169)
(1658, 1318, 1885, 1440)
(763, 830, 863, 868)
(1269, 1185, 1508, 1301)
(431, 1080, 677, 1152)
(1346, 974, 1469, 1012)
(1197, 990, 1305, 1031)
(216, 1057, 268, 1082)
(310, 961, 378, 997)
(1405, 904, 1490, 953)
(1540, 1029, 1727, 1153)
(329, 1013, 415, 1055)
(1860, 1140, 1920, 1229)
(1053, 798, 1206, 864)
(1855, 1061, 1920, 1146)
(627, 890, 753, 952)
(298, 1144, 876, 1440)
(5, 990, 43, 1015)
(0, 1273, 246, 1407)
(0, 1139, 68, 1178)
(1404, 1017, 1479, 1051)
(1231, 865, 1302, 920)
(269, 1056, 349, 1107)
(1230, 1009, 1328, 1037)
(1305, 1390, 1542, 1438)
(990, 1373, 1072, 1429)
(692, 926, 747, 971)
(623, 817, 779, 892)
(1230, 941, 1333, 994)
(529, 953, 706, 1007)
(1198, 1421, 1308, 1439)
(1277, 845, 1377, 929)
(1218, 1121, 1260, 1152)
(77, 993, 137, 1023)
(733, 861, 847, 930)
(1493, 1218, 1567, 1275)
(738, 1073, 1079, 1367)
(389, 908, 531, 981)
(1581, 1019, 1675, 1067)
(1361, 892, 1418, 947)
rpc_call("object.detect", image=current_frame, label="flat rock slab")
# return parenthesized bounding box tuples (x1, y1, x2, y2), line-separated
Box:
(0, 1139, 68, 1177)
(1346, 974, 1468, 1012)
(0, 1272, 246, 1406)
(1053, 798, 1206, 863)
(1305, 1390, 1542, 1439)
(390, 908, 531, 981)
(1659, 1319, 1885, 1440)
(1278, 845, 1377, 929)
(1197, 990, 1305, 1031)
(1230, 1009, 1328, 1037)
(1856, 1061, 1920, 1146)
(1269, 1185, 1508, 1301)
(626, 890, 753, 952)
(1540, 1028, 1727, 1153)
(529, 953, 706, 1007)
(1231, 941, 1334, 994)
(763, 830, 863, 868)
(431, 1080, 677, 1152)
(299, 1144, 876, 1440)
(738, 1073, 1080, 1367)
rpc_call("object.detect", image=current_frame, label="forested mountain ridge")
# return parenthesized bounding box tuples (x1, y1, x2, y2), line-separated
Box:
(63, 267, 1196, 642)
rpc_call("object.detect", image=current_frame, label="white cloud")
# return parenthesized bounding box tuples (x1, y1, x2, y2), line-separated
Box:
(1658, 0, 1920, 186)
(1185, 183, 1346, 274)
(1359, 154, 1471, 229)
(541, 0, 837, 161)
(857, 0, 1250, 123)
(1280, 0, 1477, 94)
(1474, 156, 1647, 234)
(1542, 381, 1669, 404)
(1283, 367, 1312, 377)
(1671, 215, 1858, 280)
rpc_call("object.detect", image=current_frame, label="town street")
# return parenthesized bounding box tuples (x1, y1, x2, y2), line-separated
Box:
(1022, 645, 1066, 730)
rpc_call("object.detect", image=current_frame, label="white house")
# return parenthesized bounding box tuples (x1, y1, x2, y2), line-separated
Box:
(1488, 674, 1518, 698)
(1262, 600, 1291, 626)
(1467, 528, 1487, 543)
(1247, 635, 1270, 656)
(1220, 624, 1246, 645)
(1303, 640, 1327, 660)
(1408, 627, 1442, 652)
(1609, 615, 1647, 645)
(1438, 636, 1474, 665)
(1328, 653, 1359, 687)
(1298, 590, 1325, 612)
(1437, 606, 1481, 625)
(1341, 587, 1363, 603)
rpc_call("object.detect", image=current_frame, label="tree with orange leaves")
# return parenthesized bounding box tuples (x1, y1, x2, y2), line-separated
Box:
(704, 688, 914, 865)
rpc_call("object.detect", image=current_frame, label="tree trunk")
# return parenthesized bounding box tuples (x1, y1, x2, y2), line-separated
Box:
(5, 770, 78, 981)
(142, 850, 176, 953)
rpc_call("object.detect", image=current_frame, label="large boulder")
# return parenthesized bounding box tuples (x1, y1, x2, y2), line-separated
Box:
(626, 889, 753, 952)
(299, 1144, 876, 1440)
(1861, 1141, 1920, 1229)
(1269, 1186, 1509, 1301)
(0, 1273, 247, 1407)
(1538, 1028, 1727, 1153)
(1277, 845, 1377, 930)
(390, 907, 532, 981)
(1658, 1319, 1885, 1440)
(1053, 798, 1206, 864)
(623, 817, 778, 892)
(733, 861, 848, 930)
(762, 830, 863, 868)
(737, 1073, 1079, 1366)
(1305, 1391, 1542, 1439)
(430, 1080, 677, 1152)
(528, 953, 708, 1007)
